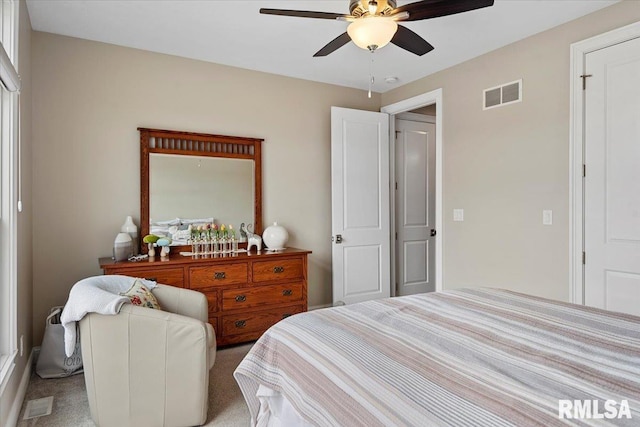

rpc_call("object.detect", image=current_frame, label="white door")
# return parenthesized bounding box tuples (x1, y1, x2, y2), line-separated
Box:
(395, 119, 436, 296)
(331, 107, 390, 305)
(584, 36, 640, 316)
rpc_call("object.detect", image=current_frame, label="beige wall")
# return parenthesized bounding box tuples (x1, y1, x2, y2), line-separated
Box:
(31, 32, 380, 343)
(382, 1, 640, 301)
(0, 0, 32, 424)
(29, 1, 640, 344)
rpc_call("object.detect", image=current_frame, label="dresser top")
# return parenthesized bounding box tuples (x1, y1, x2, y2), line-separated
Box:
(99, 247, 312, 270)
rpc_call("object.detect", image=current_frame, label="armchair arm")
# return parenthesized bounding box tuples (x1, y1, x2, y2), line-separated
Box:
(152, 283, 208, 323)
(80, 304, 212, 427)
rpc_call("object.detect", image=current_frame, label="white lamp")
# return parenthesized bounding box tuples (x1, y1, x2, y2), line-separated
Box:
(347, 16, 398, 51)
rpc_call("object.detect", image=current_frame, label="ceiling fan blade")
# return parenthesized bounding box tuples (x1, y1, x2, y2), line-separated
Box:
(260, 8, 348, 20)
(391, 0, 494, 22)
(313, 32, 352, 57)
(391, 25, 434, 56)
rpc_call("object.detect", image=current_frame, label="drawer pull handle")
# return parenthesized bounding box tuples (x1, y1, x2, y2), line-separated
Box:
(282, 289, 293, 296)
(273, 266, 285, 274)
(282, 313, 292, 319)
(145, 277, 157, 282)
(235, 295, 247, 302)
(235, 320, 246, 328)
(214, 272, 226, 280)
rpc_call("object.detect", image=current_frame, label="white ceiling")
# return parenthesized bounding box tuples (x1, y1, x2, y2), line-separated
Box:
(26, 0, 618, 93)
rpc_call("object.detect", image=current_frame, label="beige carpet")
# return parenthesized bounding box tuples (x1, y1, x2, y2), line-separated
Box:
(18, 343, 253, 426)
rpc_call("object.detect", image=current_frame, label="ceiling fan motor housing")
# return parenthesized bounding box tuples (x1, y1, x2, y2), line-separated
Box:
(260, 0, 494, 57)
(349, 0, 397, 17)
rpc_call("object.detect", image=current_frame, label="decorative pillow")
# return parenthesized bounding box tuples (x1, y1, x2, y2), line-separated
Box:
(120, 280, 161, 310)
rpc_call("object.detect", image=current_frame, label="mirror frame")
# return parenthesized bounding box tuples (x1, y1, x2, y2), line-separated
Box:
(139, 127, 263, 254)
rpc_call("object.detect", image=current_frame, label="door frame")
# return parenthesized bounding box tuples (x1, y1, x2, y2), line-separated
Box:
(569, 21, 640, 305)
(382, 89, 443, 293)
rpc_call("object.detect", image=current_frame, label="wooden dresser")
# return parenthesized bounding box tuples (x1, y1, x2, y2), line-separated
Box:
(99, 248, 311, 346)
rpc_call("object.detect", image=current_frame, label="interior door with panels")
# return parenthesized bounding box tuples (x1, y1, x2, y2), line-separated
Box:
(584, 36, 640, 316)
(331, 107, 391, 305)
(395, 119, 436, 296)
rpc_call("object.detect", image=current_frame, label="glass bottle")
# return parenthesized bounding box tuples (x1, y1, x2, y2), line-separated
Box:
(231, 235, 238, 253)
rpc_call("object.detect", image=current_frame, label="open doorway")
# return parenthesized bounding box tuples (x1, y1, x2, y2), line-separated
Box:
(381, 89, 443, 296)
(329, 90, 443, 305)
(394, 107, 436, 296)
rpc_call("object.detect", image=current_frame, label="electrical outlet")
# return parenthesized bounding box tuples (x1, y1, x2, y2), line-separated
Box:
(453, 209, 464, 222)
(543, 210, 553, 225)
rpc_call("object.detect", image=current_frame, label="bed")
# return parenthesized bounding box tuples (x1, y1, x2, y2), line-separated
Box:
(234, 288, 640, 426)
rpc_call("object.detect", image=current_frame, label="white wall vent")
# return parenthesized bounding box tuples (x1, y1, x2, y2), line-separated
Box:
(483, 79, 522, 110)
(23, 396, 54, 420)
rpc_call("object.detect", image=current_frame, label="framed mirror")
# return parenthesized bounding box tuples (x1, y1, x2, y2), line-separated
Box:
(139, 127, 263, 253)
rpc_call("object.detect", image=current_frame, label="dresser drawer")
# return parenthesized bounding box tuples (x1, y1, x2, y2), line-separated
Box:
(222, 305, 303, 337)
(190, 262, 248, 289)
(252, 258, 303, 283)
(114, 268, 185, 288)
(222, 283, 303, 311)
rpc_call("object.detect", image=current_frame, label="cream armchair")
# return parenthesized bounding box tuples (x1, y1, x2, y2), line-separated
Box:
(79, 284, 216, 427)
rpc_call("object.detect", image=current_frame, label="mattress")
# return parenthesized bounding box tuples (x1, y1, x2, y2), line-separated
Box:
(234, 288, 640, 426)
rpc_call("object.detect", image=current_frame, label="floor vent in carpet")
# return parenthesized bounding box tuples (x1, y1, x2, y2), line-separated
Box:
(23, 396, 54, 420)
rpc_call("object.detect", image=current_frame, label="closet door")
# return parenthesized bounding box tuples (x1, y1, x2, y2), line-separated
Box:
(584, 36, 640, 316)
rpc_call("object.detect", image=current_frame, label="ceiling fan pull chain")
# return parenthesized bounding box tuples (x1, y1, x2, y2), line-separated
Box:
(368, 50, 375, 98)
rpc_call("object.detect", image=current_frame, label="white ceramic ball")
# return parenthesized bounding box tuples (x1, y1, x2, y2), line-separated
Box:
(262, 222, 289, 250)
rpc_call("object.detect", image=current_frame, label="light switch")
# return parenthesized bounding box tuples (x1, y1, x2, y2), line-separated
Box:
(453, 209, 464, 222)
(543, 210, 553, 225)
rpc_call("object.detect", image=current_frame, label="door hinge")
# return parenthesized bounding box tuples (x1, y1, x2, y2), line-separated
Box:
(582, 251, 586, 265)
(395, 182, 398, 190)
(395, 232, 398, 240)
(582, 164, 586, 177)
(580, 74, 593, 90)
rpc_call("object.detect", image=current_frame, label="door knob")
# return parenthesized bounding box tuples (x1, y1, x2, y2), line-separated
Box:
(334, 234, 343, 244)
(430, 229, 437, 237)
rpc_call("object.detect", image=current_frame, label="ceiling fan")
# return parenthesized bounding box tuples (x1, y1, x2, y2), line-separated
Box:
(260, 0, 495, 57)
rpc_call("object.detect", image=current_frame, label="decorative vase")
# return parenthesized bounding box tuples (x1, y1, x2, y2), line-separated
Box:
(113, 232, 133, 261)
(262, 222, 289, 251)
(121, 216, 139, 255)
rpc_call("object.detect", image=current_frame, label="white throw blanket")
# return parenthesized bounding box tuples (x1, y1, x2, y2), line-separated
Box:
(60, 275, 156, 357)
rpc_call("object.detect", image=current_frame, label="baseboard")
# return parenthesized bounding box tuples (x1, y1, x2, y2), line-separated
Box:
(32, 346, 40, 366)
(309, 303, 332, 311)
(5, 348, 34, 427)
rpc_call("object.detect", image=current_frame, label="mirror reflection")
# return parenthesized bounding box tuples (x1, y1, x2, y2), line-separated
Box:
(149, 154, 255, 245)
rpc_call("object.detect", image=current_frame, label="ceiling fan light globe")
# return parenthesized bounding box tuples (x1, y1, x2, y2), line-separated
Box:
(347, 16, 398, 51)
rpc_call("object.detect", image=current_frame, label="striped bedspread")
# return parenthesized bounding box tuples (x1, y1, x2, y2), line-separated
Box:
(234, 289, 640, 426)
